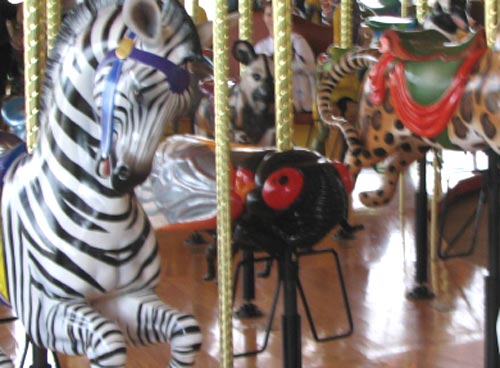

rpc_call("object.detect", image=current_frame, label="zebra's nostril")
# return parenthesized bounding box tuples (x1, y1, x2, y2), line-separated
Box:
(116, 165, 130, 181)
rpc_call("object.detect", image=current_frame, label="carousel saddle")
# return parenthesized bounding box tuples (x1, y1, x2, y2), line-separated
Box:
(369, 29, 487, 137)
(379, 28, 486, 61)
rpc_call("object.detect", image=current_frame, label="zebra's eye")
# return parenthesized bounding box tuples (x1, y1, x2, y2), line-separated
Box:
(133, 88, 144, 103)
(252, 73, 261, 82)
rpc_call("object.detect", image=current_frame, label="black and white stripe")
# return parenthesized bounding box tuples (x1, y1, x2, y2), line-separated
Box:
(0, 1, 202, 366)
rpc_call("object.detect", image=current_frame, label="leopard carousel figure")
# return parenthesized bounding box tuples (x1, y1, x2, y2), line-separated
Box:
(316, 24, 497, 207)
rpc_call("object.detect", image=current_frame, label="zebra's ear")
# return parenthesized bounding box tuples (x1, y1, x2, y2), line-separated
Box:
(122, 0, 162, 46)
(232, 40, 257, 66)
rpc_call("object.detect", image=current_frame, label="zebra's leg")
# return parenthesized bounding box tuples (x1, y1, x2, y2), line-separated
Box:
(358, 144, 428, 207)
(0, 349, 13, 368)
(96, 291, 202, 368)
(42, 300, 127, 368)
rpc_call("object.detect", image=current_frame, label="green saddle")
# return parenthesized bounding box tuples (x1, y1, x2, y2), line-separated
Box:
(386, 29, 483, 59)
(381, 30, 486, 105)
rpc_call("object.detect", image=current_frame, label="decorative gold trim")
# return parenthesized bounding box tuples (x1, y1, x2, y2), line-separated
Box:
(116, 37, 134, 60)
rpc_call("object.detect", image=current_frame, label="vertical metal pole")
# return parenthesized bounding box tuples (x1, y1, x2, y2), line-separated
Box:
(273, 0, 293, 152)
(281, 248, 301, 368)
(236, 0, 260, 318)
(407, 156, 434, 300)
(273, 1, 299, 366)
(30, 343, 50, 368)
(23, 0, 44, 152)
(214, 0, 234, 367)
(485, 151, 499, 368)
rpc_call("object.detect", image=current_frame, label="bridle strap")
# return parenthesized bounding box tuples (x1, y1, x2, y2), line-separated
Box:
(96, 32, 190, 177)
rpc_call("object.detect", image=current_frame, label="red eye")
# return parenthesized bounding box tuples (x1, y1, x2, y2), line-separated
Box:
(262, 167, 303, 210)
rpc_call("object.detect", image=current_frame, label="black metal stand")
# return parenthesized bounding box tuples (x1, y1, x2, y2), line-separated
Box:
(233, 250, 263, 318)
(281, 249, 301, 368)
(485, 151, 500, 368)
(232, 247, 353, 366)
(407, 157, 434, 300)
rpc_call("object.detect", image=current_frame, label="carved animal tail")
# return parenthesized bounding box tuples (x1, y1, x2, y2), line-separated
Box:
(316, 48, 380, 156)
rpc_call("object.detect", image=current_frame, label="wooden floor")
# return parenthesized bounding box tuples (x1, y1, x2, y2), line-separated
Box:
(0, 151, 491, 367)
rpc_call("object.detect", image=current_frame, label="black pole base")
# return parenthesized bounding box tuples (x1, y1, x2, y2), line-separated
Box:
(406, 284, 435, 300)
(234, 302, 264, 319)
(30, 344, 51, 368)
(282, 314, 301, 368)
(485, 274, 500, 368)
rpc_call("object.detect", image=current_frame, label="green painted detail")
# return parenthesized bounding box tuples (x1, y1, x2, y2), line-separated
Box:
(403, 58, 462, 105)
(392, 30, 480, 58)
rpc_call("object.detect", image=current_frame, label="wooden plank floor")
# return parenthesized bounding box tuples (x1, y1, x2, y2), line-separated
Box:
(0, 153, 489, 367)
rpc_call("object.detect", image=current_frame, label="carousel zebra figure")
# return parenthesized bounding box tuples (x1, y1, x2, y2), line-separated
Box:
(0, 0, 205, 367)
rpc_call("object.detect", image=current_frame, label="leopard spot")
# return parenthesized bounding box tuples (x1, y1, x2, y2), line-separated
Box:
(418, 145, 429, 154)
(374, 147, 387, 157)
(362, 150, 372, 158)
(485, 91, 500, 114)
(352, 148, 362, 156)
(395, 119, 404, 130)
(372, 111, 382, 130)
(361, 192, 368, 198)
(459, 92, 473, 123)
(383, 198, 390, 204)
(373, 200, 380, 206)
(377, 190, 384, 196)
(480, 113, 497, 139)
(384, 133, 394, 145)
(399, 160, 407, 166)
(388, 181, 395, 186)
(354, 158, 362, 166)
(388, 165, 396, 173)
(401, 143, 412, 152)
(452, 116, 468, 139)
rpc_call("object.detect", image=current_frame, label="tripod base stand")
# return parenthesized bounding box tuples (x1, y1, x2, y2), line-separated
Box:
(232, 247, 353, 368)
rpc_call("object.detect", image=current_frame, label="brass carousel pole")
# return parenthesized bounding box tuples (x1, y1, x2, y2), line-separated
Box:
(214, 0, 234, 367)
(23, 1, 59, 366)
(415, 0, 428, 25)
(46, 0, 61, 52)
(235, 0, 262, 319)
(23, 0, 45, 152)
(486, 0, 498, 48)
(239, 0, 252, 45)
(273, 0, 293, 152)
(339, 0, 352, 49)
(273, 1, 302, 367)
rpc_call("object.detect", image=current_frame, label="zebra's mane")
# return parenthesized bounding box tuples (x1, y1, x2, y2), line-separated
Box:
(40, 0, 121, 119)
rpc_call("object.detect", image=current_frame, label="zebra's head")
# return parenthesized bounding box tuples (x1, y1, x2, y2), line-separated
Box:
(92, 0, 203, 193)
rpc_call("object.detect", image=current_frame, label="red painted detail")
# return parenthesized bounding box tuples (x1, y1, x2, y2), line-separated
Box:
(368, 53, 394, 105)
(388, 48, 486, 138)
(333, 161, 353, 194)
(262, 167, 304, 211)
